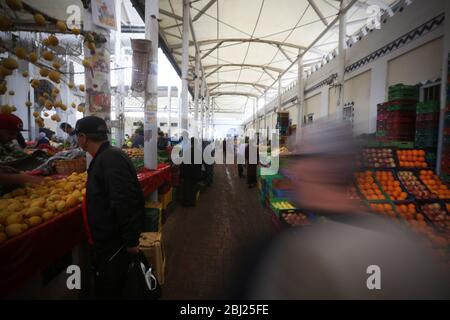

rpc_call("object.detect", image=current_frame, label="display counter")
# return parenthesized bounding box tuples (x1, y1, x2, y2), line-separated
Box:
(0, 163, 172, 297)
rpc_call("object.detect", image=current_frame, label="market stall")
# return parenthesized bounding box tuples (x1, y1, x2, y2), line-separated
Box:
(0, 163, 172, 297)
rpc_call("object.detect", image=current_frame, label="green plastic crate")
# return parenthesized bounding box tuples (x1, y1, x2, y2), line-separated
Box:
(386, 104, 416, 111)
(417, 101, 439, 114)
(379, 141, 415, 149)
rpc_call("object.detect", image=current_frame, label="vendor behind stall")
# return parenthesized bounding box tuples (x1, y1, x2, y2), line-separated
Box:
(0, 114, 43, 190)
(36, 132, 50, 147)
(60, 122, 78, 148)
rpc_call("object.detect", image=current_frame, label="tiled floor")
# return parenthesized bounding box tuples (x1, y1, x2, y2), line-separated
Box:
(161, 164, 273, 299)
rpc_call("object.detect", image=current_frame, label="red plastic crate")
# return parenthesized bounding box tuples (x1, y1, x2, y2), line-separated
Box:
(416, 112, 440, 122)
(415, 122, 439, 129)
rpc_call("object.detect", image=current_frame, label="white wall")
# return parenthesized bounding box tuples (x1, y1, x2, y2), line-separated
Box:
(243, 0, 447, 136)
(388, 37, 444, 86)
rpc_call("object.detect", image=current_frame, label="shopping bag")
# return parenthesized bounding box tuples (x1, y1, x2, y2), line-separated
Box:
(122, 252, 162, 300)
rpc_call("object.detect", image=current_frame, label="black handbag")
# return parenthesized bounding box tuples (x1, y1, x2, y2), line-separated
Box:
(122, 251, 162, 300)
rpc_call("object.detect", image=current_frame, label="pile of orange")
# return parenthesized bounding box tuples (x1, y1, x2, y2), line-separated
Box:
(397, 149, 427, 168)
(375, 171, 408, 201)
(419, 170, 450, 199)
(355, 171, 386, 201)
(395, 204, 427, 226)
(369, 203, 397, 219)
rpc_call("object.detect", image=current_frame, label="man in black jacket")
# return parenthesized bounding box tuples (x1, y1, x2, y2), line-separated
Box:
(74, 116, 145, 299)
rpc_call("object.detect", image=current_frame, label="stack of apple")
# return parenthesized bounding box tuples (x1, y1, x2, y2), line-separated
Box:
(398, 171, 437, 200)
(359, 148, 396, 168)
(421, 203, 450, 234)
(419, 170, 450, 200)
(282, 213, 311, 227)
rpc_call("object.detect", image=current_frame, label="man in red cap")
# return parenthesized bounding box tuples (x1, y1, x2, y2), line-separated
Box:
(0, 113, 25, 143)
(0, 114, 42, 187)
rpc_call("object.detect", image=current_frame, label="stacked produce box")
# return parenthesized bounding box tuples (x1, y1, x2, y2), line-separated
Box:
(376, 102, 417, 145)
(441, 53, 450, 182)
(353, 147, 449, 266)
(257, 167, 315, 228)
(376, 84, 418, 145)
(276, 112, 290, 147)
(415, 101, 440, 167)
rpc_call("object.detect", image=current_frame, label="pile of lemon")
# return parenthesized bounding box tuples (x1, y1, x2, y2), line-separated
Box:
(272, 201, 296, 210)
(0, 172, 87, 243)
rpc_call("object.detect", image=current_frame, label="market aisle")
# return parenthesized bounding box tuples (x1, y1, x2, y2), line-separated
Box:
(161, 164, 272, 299)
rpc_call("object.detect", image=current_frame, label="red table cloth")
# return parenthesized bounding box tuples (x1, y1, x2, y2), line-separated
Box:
(0, 163, 172, 297)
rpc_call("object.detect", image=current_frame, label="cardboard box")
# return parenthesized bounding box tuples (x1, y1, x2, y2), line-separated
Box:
(139, 232, 165, 285)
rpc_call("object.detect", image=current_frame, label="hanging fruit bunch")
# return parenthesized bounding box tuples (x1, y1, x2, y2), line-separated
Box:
(33, 13, 46, 26)
(77, 103, 85, 113)
(0, 15, 14, 31)
(0, 81, 7, 95)
(5, 0, 23, 11)
(28, 52, 38, 63)
(14, 47, 27, 60)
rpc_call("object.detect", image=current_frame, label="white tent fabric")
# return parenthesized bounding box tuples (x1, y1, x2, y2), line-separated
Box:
(11, 0, 399, 116)
(155, 0, 398, 114)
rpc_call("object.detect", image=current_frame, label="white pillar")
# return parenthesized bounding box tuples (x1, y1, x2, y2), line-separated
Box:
(320, 85, 329, 118)
(437, 0, 450, 175)
(193, 53, 200, 138)
(83, 6, 111, 167)
(263, 94, 267, 138)
(83, 9, 111, 120)
(200, 79, 205, 139)
(278, 77, 282, 112)
(206, 91, 210, 140)
(296, 52, 304, 141)
(369, 59, 388, 133)
(336, 0, 347, 120)
(144, 0, 159, 170)
(114, 0, 124, 147)
(168, 85, 172, 137)
(180, 0, 190, 132)
(211, 97, 215, 140)
(253, 98, 256, 130)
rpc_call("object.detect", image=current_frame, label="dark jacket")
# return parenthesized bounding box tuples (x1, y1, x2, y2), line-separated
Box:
(86, 142, 145, 249)
(131, 134, 144, 148)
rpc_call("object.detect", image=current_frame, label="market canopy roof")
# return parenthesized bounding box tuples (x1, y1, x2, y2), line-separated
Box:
(131, 0, 399, 115)
(3, 0, 399, 116)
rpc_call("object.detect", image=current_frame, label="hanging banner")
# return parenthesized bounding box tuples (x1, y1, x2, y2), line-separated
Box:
(131, 39, 152, 93)
(91, 0, 117, 30)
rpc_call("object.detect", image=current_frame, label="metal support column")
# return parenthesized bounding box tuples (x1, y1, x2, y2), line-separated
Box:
(336, 0, 347, 120)
(180, 0, 190, 132)
(144, 0, 159, 170)
(193, 52, 200, 138)
(168, 84, 172, 137)
(296, 50, 304, 141)
(278, 77, 282, 113)
(200, 78, 205, 139)
(206, 91, 210, 140)
(114, 0, 124, 147)
(211, 97, 215, 140)
(437, 0, 450, 175)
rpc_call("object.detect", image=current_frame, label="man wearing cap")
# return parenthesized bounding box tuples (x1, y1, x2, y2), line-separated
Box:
(0, 114, 43, 188)
(74, 115, 145, 299)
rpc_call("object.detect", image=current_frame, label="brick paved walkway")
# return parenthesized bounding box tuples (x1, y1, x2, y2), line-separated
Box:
(161, 164, 272, 299)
